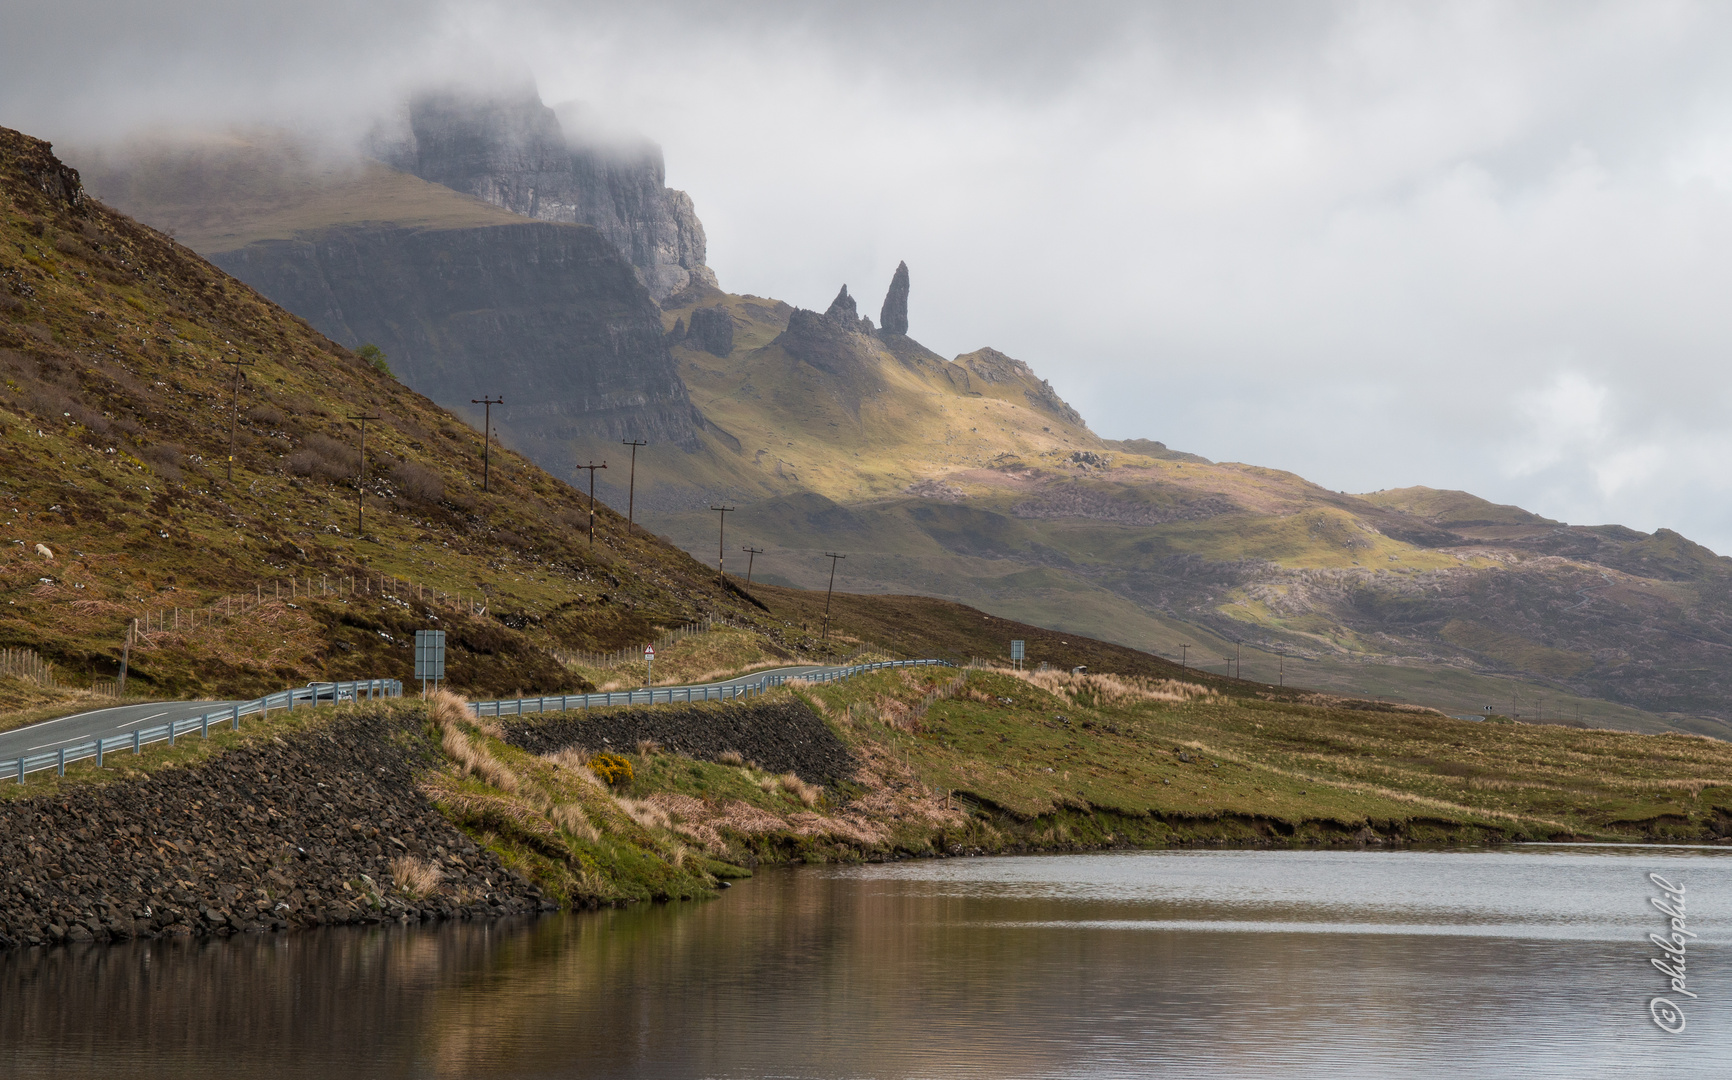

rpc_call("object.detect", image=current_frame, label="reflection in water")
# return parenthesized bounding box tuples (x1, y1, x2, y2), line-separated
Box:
(2, 848, 1725, 1078)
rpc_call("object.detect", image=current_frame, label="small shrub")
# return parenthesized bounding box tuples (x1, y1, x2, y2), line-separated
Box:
(245, 403, 285, 427)
(393, 461, 444, 503)
(589, 752, 634, 786)
(636, 738, 662, 757)
(718, 749, 745, 767)
(357, 343, 395, 378)
(390, 855, 442, 899)
(139, 442, 184, 480)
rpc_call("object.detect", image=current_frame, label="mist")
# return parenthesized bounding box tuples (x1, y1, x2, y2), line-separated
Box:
(8, 1, 1732, 547)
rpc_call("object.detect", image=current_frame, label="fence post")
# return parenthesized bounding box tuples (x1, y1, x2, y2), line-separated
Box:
(96, 738, 104, 768)
(133, 730, 140, 755)
(57, 747, 65, 777)
(168, 719, 175, 747)
(201, 713, 209, 738)
(233, 702, 241, 730)
(15, 756, 22, 783)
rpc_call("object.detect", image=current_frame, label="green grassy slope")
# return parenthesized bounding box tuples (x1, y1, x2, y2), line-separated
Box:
(0, 126, 764, 699)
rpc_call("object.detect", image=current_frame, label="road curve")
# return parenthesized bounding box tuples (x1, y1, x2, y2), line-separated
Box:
(0, 663, 860, 763)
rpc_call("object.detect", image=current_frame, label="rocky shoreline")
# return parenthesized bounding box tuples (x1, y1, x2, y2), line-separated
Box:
(0, 706, 550, 950)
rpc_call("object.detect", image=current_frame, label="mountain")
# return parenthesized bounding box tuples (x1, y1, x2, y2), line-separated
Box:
(0, 125, 760, 699)
(69, 107, 1732, 737)
(76, 126, 711, 463)
(648, 275, 1732, 737)
(368, 85, 716, 302)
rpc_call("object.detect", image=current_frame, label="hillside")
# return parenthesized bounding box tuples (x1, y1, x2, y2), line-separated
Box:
(68, 111, 1732, 737)
(0, 125, 765, 700)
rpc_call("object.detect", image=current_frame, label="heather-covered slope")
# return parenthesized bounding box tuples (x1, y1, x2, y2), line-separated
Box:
(0, 126, 758, 699)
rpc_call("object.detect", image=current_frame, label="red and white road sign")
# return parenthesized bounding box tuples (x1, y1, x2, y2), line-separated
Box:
(644, 646, 655, 658)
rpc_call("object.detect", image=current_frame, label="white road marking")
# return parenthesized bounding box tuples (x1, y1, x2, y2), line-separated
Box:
(111, 711, 169, 731)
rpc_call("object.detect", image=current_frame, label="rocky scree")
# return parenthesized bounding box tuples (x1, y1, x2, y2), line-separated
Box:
(0, 707, 548, 950)
(501, 700, 858, 787)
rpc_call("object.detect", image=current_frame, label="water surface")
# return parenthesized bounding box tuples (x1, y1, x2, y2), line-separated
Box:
(3, 846, 1725, 1077)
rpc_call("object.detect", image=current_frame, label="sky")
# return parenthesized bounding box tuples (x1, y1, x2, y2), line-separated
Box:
(8, 1, 1732, 548)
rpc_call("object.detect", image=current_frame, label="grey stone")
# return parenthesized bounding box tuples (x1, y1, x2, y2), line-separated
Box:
(687, 306, 734, 357)
(879, 260, 909, 335)
(371, 84, 716, 302)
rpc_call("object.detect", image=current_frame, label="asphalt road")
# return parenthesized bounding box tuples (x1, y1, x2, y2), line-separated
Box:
(0, 662, 865, 763)
(0, 699, 239, 761)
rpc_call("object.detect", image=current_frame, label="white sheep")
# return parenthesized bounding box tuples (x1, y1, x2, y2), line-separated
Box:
(34, 543, 53, 560)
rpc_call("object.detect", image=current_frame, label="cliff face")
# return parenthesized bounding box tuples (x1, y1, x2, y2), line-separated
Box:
(211, 221, 704, 452)
(371, 87, 716, 302)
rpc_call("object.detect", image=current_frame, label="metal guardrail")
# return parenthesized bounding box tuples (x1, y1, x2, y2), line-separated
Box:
(468, 659, 951, 719)
(5, 679, 403, 783)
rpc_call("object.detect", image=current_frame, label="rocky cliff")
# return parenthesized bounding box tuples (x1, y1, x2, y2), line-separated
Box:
(371, 86, 716, 302)
(210, 221, 704, 454)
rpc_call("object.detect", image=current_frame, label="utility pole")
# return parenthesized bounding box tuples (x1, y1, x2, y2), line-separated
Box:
(119, 618, 134, 695)
(821, 551, 845, 642)
(221, 357, 253, 483)
(471, 397, 503, 491)
(347, 412, 380, 536)
(1235, 641, 1241, 680)
(711, 505, 735, 582)
(1278, 652, 1284, 687)
(621, 439, 646, 536)
(1180, 643, 1189, 670)
(576, 462, 607, 545)
(741, 546, 764, 586)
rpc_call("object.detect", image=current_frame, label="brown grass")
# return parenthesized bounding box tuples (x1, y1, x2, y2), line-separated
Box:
(429, 690, 521, 793)
(389, 854, 442, 899)
(779, 772, 821, 807)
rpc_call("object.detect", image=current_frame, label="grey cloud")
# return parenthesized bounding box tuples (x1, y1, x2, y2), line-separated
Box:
(9, 1, 1732, 548)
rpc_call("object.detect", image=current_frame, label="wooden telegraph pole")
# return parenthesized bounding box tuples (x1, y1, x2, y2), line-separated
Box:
(710, 506, 734, 582)
(577, 462, 608, 545)
(741, 546, 764, 586)
(347, 412, 380, 535)
(621, 439, 646, 536)
(471, 397, 503, 491)
(221, 357, 253, 483)
(821, 551, 845, 643)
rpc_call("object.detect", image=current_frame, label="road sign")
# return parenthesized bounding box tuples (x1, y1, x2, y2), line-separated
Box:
(1011, 639, 1025, 669)
(644, 644, 654, 689)
(414, 630, 446, 689)
(644, 646, 655, 658)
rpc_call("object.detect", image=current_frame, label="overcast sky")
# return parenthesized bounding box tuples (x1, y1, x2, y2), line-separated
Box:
(9, 1, 1732, 549)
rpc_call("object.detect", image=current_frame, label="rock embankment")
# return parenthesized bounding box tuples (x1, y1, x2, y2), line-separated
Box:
(0, 707, 548, 950)
(502, 700, 858, 787)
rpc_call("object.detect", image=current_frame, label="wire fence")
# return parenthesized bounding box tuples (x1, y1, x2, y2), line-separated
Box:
(0, 647, 55, 688)
(468, 659, 950, 718)
(551, 615, 756, 669)
(4, 678, 402, 784)
(126, 572, 488, 643)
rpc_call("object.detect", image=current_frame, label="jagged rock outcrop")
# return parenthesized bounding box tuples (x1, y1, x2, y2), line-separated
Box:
(825, 284, 859, 322)
(686, 306, 734, 357)
(879, 260, 909, 335)
(371, 85, 717, 302)
(955, 347, 1088, 428)
(212, 221, 704, 451)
